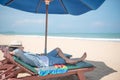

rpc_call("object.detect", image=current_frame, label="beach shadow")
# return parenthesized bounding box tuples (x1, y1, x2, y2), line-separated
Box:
(85, 60, 117, 80)
(49, 60, 117, 80)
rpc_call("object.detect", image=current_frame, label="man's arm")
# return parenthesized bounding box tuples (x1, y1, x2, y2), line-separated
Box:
(0, 45, 8, 52)
(0, 45, 15, 55)
(0, 45, 8, 65)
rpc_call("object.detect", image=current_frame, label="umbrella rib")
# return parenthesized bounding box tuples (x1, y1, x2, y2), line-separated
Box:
(36, 0, 43, 13)
(79, 0, 93, 10)
(5, 0, 14, 5)
(59, 0, 68, 14)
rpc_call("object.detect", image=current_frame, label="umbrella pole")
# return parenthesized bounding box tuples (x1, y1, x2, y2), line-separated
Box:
(45, 0, 50, 55)
(45, 4, 48, 55)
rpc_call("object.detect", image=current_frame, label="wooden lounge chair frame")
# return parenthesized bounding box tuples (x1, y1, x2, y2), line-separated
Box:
(0, 48, 95, 80)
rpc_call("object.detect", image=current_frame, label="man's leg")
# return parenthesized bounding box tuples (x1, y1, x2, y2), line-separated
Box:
(47, 48, 59, 57)
(47, 48, 66, 66)
(56, 48, 87, 64)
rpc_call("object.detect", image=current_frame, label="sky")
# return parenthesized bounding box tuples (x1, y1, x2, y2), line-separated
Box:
(0, 0, 120, 34)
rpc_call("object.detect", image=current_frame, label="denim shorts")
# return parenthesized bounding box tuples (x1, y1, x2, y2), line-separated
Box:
(47, 48, 66, 66)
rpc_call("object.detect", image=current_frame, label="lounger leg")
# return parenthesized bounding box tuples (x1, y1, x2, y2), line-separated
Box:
(1, 67, 23, 80)
(0, 59, 7, 65)
(77, 71, 86, 80)
(0, 64, 15, 75)
(0, 59, 10, 66)
(0, 64, 15, 80)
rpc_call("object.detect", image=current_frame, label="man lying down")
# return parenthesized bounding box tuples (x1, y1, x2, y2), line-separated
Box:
(1, 41, 87, 68)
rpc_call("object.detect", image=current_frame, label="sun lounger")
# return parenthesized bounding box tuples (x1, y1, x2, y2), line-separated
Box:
(0, 49, 95, 80)
(12, 56, 95, 80)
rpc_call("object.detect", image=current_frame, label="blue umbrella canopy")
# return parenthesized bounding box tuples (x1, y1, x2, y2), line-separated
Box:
(0, 0, 105, 54)
(0, 0, 105, 15)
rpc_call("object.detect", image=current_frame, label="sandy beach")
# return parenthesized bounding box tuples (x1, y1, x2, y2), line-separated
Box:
(0, 34, 120, 80)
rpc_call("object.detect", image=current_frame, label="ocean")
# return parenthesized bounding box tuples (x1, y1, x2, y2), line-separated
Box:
(0, 32, 120, 41)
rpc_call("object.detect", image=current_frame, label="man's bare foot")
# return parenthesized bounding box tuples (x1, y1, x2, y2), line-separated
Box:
(79, 52, 87, 61)
(65, 52, 87, 64)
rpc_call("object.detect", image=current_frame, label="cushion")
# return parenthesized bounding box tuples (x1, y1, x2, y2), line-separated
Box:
(66, 61, 94, 70)
(13, 56, 94, 74)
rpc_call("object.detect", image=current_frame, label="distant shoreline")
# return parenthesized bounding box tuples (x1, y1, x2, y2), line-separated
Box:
(0, 34, 120, 42)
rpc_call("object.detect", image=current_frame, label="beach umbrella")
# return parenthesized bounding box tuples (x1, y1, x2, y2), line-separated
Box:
(0, 0, 105, 54)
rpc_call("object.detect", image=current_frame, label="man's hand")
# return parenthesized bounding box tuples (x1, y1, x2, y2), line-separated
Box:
(0, 45, 8, 52)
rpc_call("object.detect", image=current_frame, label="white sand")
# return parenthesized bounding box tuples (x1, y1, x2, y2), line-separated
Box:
(0, 34, 120, 80)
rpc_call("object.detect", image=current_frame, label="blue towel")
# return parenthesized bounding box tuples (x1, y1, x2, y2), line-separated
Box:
(38, 65, 68, 76)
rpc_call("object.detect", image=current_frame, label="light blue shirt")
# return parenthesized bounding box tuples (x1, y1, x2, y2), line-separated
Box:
(13, 49, 49, 67)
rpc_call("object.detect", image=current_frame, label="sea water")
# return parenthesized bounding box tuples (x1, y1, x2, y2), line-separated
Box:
(0, 32, 120, 41)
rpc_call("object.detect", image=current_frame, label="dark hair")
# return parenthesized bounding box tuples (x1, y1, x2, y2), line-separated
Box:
(9, 47, 18, 52)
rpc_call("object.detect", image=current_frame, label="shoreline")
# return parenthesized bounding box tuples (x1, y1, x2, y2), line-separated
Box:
(0, 34, 120, 42)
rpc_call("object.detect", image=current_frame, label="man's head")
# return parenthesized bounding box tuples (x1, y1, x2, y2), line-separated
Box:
(8, 41, 24, 51)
